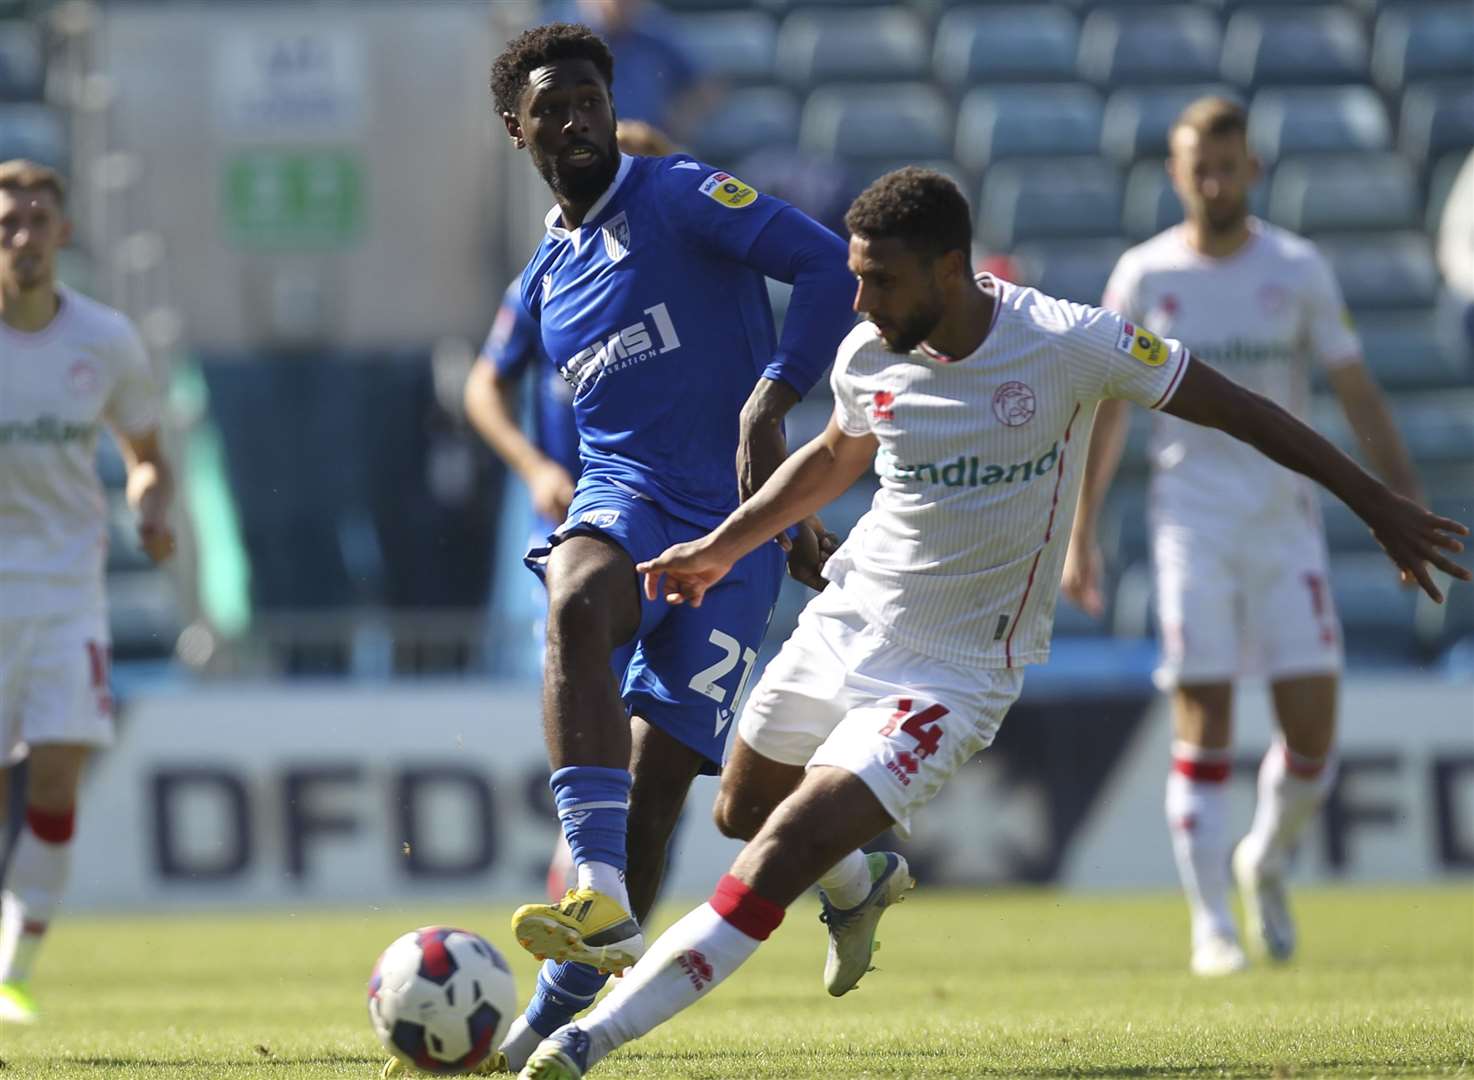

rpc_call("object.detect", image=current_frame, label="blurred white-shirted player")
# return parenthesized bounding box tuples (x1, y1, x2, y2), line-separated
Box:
(1063, 98, 1425, 976)
(0, 160, 174, 1022)
(514, 168, 1467, 1080)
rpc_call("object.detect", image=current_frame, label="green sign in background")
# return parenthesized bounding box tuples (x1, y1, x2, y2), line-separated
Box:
(222, 150, 365, 248)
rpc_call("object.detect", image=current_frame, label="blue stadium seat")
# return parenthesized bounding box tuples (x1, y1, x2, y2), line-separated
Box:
(1373, 3, 1474, 94)
(1249, 86, 1391, 159)
(848, 157, 967, 192)
(1100, 84, 1239, 163)
(934, 5, 1079, 87)
(1121, 158, 1269, 240)
(978, 157, 1123, 248)
(1393, 396, 1474, 464)
(1400, 82, 1474, 165)
(955, 85, 1103, 173)
(0, 103, 65, 169)
(1331, 553, 1419, 655)
(775, 8, 927, 90)
(1317, 231, 1440, 310)
(1352, 308, 1472, 390)
(1222, 7, 1370, 87)
(1268, 154, 1419, 233)
(672, 12, 776, 85)
(1078, 6, 1222, 87)
(800, 84, 953, 161)
(1013, 238, 1129, 306)
(659, 0, 763, 11)
(0, 22, 42, 102)
(1425, 151, 1467, 233)
(691, 88, 799, 162)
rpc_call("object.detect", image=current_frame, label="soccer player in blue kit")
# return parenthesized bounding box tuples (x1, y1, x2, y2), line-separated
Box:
(487, 21, 856, 1072)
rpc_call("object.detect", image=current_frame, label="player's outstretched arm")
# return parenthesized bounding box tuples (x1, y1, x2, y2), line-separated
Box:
(639, 416, 878, 606)
(1160, 360, 1470, 601)
(1062, 398, 1131, 617)
(1326, 361, 1423, 503)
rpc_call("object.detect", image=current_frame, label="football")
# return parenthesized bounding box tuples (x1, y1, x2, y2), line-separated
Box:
(368, 926, 517, 1075)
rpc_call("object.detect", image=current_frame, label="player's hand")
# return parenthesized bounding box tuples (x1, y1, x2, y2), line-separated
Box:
(138, 516, 176, 563)
(638, 540, 736, 608)
(786, 515, 838, 592)
(528, 461, 575, 523)
(1061, 535, 1105, 618)
(1357, 489, 1470, 602)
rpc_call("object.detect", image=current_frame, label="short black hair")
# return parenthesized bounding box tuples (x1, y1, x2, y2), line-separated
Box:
(845, 167, 972, 261)
(491, 22, 615, 118)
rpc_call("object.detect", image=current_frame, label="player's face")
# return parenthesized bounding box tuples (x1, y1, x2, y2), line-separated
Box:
(1169, 127, 1259, 235)
(511, 59, 620, 205)
(849, 234, 947, 355)
(0, 188, 67, 292)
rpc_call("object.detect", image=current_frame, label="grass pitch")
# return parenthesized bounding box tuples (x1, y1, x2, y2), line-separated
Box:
(1, 887, 1469, 1078)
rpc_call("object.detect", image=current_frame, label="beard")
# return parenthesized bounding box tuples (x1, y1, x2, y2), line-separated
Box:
(879, 302, 944, 354)
(533, 133, 621, 205)
(1202, 195, 1249, 235)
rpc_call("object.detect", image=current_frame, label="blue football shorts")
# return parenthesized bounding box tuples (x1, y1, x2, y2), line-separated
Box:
(526, 479, 786, 774)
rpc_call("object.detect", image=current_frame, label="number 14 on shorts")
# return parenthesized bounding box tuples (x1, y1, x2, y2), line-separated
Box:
(879, 699, 948, 759)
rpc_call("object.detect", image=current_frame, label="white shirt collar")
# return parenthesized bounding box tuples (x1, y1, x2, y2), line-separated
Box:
(543, 152, 633, 245)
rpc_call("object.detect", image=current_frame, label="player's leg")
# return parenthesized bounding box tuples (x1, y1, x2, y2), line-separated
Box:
(1234, 531, 1343, 961)
(1154, 524, 1245, 976)
(503, 719, 706, 1072)
(0, 742, 86, 1023)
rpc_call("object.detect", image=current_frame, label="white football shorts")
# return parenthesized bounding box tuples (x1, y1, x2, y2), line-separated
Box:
(1151, 503, 1343, 689)
(736, 585, 1024, 835)
(0, 611, 115, 765)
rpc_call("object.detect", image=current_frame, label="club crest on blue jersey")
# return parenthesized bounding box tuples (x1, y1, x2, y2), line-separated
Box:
(602, 211, 631, 263)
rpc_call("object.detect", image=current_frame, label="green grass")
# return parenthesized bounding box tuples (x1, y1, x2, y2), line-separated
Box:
(1, 887, 1470, 1078)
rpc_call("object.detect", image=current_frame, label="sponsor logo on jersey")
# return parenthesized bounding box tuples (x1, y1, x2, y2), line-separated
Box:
(698, 171, 757, 209)
(992, 381, 1035, 427)
(1117, 322, 1166, 366)
(1192, 339, 1297, 366)
(871, 389, 896, 422)
(876, 442, 1060, 488)
(601, 211, 631, 263)
(0, 416, 100, 446)
(563, 302, 682, 394)
(68, 359, 99, 395)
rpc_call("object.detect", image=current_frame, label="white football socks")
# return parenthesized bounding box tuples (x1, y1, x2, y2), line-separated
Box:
(0, 813, 75, 985)
(1240, 740, 1334, 873)
(1165, 743, 1236, 946)
(577, 861, 631, 913)
(817, 849, 873, 909)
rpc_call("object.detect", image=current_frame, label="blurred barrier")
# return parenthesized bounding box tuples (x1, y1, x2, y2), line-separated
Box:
(68, 677, 1471, 911)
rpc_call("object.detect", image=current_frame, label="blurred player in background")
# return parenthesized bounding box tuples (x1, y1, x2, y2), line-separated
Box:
(464, 119, 677, 902)
(481, 23, 854, 1074)
(0, 161, 174, 1023)
(1062, 97, 1425, 976)
(517, 166, 1469, 1080)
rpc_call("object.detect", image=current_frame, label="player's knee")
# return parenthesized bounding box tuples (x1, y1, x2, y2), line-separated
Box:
(712, 791, 765, 841)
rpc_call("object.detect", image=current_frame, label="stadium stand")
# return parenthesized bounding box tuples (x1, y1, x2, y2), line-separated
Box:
(1248, 85, 1391, 157)
(932, 5, 1079, 87)
(1221, 6, 1370, 87)
(1078, 6, 1223, 87)
(978, 156, 1123, 247)
(954, 84, 1102, 172)
(672, 11, 777, 85)
(1267, 153, 1420, 233)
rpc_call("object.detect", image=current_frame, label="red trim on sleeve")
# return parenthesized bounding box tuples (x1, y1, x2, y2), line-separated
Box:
(1150, 348, 1191, 410)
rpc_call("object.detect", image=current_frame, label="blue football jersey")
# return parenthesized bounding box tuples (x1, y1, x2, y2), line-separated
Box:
(520, 153, 791, 528)
(480, 281, 581, 480)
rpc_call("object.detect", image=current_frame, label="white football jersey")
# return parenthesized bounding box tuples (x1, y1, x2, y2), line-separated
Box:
(0, 287, 160, 617)
(823, 275, 1191, 668)
(1103, 219, 1359, 523)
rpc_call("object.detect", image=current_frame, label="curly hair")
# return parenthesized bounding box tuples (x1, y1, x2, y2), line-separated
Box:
(844, 167, 972, 260)
(491, 22, 615, 118)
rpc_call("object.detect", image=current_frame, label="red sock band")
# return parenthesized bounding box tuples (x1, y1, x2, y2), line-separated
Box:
(1172, 757, 1230, 783)
(26, 806, 75, 844)
(1282, 744, 1328, 779)
(709, 874, 785, 941)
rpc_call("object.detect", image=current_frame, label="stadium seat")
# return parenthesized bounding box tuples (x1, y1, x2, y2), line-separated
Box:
(1267, 154, 1419, 233)
(1100, 84, 1239, 164)
(1399, 82, 1474, 165)
(1372, 3, 1474, 94)
(775, 8, 927, 90)
(1352, 307, 1471, 390)
(800, 83, 953, 162)
(1394, 396, 1474, 464)
(933, 5, 1079, 88)
(1249, 86, 1391, 159)
(658, 0, 762, 11)
(1317, 231, 1440, 310)
(691, 88, 799, 162)
(977, 157, 1122, 248)
(0, 21, 42, 102)
(1012, 238, 1129, 306)
(672, 11, 776, 85)
(848, 157, 967, 192)
(0, 103, 65, 170)
(1078, 6, 1222, 87)
(1121, 158, 1269, 241)
(954, 85, 1102, 173)
(1221, 7, 1369, 87)
(1330, 553, 1420, 654)
(1425, 151, 1467, 233)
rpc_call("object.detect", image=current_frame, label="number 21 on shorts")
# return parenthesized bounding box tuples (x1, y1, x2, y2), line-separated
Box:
(879, 699, 948, 759)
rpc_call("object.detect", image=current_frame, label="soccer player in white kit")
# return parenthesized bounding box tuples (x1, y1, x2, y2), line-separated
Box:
(515, 168, 1467, 1079)
(1062, 98, 1426, 977)
(0, 160, 174, 1023)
